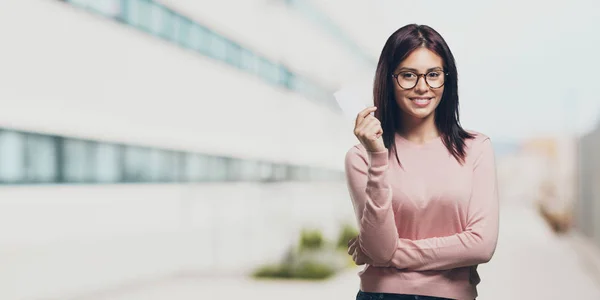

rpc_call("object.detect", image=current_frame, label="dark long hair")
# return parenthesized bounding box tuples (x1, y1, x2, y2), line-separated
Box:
(373, 24, 474, 164)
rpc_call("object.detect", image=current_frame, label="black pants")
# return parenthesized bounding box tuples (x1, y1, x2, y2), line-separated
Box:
(356, 290, 454, 300)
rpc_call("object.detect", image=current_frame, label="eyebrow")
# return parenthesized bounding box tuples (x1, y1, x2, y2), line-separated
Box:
(396, 67, 443, 72)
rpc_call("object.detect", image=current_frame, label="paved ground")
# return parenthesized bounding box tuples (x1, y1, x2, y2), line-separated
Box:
(78, 203, 600, 300)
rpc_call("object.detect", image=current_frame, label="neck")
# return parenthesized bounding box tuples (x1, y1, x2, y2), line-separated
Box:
(398, 113, 440, 144)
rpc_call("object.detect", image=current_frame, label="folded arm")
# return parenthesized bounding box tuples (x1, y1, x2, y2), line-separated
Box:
(386, 137, 499, 271)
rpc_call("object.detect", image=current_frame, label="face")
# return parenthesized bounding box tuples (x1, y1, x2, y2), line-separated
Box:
(393, 47, 445, 121)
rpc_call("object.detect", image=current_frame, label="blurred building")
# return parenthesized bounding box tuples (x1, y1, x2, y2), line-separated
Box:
(575, 119, 600, 247)
(0, 0, 384, 299)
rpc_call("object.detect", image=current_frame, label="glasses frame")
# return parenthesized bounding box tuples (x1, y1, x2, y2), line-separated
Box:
(391, 70, 449, 90)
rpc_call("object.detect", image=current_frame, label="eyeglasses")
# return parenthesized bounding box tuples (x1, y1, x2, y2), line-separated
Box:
(391, 70, 448, 90)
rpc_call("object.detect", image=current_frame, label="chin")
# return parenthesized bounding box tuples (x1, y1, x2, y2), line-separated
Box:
(409, 110, 435, 119)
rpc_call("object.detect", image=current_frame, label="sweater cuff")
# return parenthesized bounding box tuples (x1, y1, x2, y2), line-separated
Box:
(368, 150, 389, 168)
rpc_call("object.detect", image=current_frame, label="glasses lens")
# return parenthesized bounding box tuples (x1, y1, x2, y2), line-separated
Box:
(397, 72, 417, 89)
(425, 71, 445, 88)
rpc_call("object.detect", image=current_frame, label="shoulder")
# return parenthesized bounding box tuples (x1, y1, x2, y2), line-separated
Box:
(463, 130, 494, 160)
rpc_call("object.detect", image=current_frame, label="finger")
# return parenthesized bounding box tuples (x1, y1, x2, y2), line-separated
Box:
(354, 248, 365, 265)
(347, 236, 356, 248)
(363, 120, 383, 140)
(347, 239, 356, 255)
(348, 241, 357, 256)
(356, 248, 368, 265)
(355, 106, 377, 128)
(355, 115, 380, 137)
(355, 255, 365, 265)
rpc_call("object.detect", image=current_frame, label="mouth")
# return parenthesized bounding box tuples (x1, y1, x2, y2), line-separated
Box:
(409, 97, 433, 108)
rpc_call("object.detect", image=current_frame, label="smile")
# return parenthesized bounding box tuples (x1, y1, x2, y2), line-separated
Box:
(409, 97, 433, 107)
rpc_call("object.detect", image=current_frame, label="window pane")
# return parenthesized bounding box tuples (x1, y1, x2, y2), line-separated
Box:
(271, 164, 285, 181)
(94, 143, 121, 183)
(0, 131, 25, 182)
(150, 3, 171, 37)
(124, 146, 152, 182)
(126, 0, 151, 30)
(63, 139, 92, 183)
(26, 135, 57, 183)
(191, 24, 210, 54)
(209, 156, 228, 181)
(258, 162, 273, 181)
(240, 160, 260, 181)
(209, 33, 227, 61)
(148, 149, 179, 182)
(67, 0, 90, 9)
(226, 42, 242, 68)
(185, 153, 209, 182)
(279, 66, 292, 89)
(173, 16, 191, 47)
(164, 151, 180, 182)
(88, 0, 121, 18)
(227, 158, 242, 181)
(241, 49, 258, 73)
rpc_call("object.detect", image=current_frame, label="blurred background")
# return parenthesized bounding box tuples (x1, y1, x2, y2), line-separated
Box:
(0, 0, 600, 299)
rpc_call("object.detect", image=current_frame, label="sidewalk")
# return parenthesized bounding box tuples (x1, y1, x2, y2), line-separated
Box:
(77, 203, 600, 300)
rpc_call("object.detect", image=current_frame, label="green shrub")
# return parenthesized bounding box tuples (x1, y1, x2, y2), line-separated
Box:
(299, 228, 324, 251)
(336, 223, 358, 250)
(292, 261, 335, 279)
(253, 261, 334, 280)
(253, 264, 292, 279)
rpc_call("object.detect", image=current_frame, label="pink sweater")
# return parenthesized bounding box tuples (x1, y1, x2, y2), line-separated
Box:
(344, 131, 499, 300)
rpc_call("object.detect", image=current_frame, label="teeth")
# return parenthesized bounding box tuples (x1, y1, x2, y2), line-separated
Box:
(413, 98, 430, 105)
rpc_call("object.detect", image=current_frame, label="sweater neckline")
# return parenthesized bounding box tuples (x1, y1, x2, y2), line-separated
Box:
(395, 132, 443, 149)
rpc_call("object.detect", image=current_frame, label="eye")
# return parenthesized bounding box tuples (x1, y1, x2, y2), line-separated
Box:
(400, 72, 417, 79)
(427, 71, 441, 78)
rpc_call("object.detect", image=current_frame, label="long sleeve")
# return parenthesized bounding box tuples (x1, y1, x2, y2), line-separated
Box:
(344, 146, 398, 265)
(387, 138, 499, 271)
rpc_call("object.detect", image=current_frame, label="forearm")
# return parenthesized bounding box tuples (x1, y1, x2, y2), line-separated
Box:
(346, 149, 399, 265)
(385, 231, 497, 271)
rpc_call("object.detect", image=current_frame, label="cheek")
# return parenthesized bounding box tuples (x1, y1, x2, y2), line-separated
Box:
(433, 88, 444, 104)
(394, 89, 409, 103)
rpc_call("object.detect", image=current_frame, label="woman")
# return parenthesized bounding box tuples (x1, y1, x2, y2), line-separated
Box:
(344, 24, 499, 300)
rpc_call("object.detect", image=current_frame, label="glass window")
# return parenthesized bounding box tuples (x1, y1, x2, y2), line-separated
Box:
(259, 58, 279, 85)
(63, 139, 93, 183)
(94, 143, 121, 183)
(279, 66, 292, 89)
(240, 160, 260, 181)
(191, 24, 211, 54)
(209, 33, 228, 62)
(226, 158, 243, 181)
(271, 164, 288, 181)
(66, 0, 90, 9)
(226, 42, 242, 68)
(184, 153, 209, 182)
(290, 166, 309, 181)
(125, 0, 152, 30)
(258, 162, 273, 181)
(88, 0, 121, 18)
(0, 131, 25, 183)
(173, 15, 191, 47)
(124, 146, 152, 182)
(208, 156, 229, 181)
(241, 49, 258, 74)
(148, 149, 179, 182)
(150, 3, 172, 38)
(25, 135, 57, 183)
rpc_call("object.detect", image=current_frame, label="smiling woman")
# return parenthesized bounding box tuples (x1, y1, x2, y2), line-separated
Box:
(345, 24, 499, 300)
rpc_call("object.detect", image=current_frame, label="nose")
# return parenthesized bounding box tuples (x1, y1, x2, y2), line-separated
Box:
(414, 74, 429, 93)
